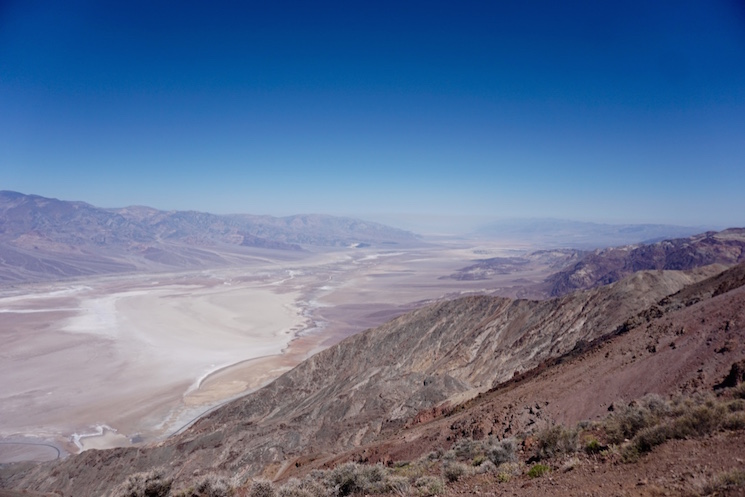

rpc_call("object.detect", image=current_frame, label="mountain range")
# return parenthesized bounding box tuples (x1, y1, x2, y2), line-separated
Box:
(0, 191, 420, 283)
(473, 218, 709, 248)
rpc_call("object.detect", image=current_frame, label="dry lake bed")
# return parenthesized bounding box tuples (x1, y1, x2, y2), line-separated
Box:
(0, 241, 555, 463)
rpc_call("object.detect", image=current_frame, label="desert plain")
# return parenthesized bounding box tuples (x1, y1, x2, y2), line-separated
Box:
(0, 241, 555, 464)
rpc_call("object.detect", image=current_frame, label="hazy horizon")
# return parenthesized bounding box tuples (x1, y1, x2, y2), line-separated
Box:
(2, 2, 744, 228)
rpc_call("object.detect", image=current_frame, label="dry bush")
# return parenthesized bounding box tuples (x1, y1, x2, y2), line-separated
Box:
(384, 475, 411, 497)
(451, 438, 482, 460)
(321, 462, 393, 496)
(113, 469, 172, 497)
(442, 460, 472, 482)
(278, 477, 329, 497)
(702, 469, 745, 494)
(535, 425, 578, 459)
(177, 474, 235, 497)
(249, 480, 276, 497)
(485, 437, 517, 466)
(413, 476, 444, 497)
(603, 400, 661, 444)
(475, 460, 496, 474)
(560, 457, 581, 473)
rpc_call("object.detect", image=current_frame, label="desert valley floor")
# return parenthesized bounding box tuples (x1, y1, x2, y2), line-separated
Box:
(0, 242, 552, 464)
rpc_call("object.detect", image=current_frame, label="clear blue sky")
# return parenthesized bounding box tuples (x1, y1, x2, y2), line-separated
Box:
(2, 1, 744, 229)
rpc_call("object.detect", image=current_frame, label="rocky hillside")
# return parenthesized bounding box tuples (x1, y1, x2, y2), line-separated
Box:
(4, 262, 741, 495)
(545, 228, 745, 296)
(0, 191, 420, 283)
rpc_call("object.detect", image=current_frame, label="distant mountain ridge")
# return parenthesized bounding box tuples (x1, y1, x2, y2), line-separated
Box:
(546, 228, 745, 296)
(0, 191, 420, 283)
(474, 218, 709, 248)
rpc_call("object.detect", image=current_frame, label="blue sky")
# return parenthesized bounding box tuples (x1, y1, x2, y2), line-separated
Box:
(2, 1, 744, 230)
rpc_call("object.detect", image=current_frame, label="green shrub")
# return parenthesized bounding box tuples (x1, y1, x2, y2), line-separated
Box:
(584, 437, 602, 454)
(527, 464, 550, 478)
(113, 470, 172, 497)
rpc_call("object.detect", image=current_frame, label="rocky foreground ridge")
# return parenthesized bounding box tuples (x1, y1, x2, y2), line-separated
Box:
(4, 259, 745, 495)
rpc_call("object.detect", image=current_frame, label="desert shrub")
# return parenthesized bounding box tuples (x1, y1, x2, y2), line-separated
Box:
(535, 425, 577, 459)
(703, 469, 745, 494)
(561, 457, 581, 473)
(391, 460, 428, 480)
(584, 437, 603, 454)
(527, 464, 550, 478)
(322, 462, 391, 496)
(670, 404, 725, 438)
(442, 460, 472, 482)
(413, 476, 444, 497)
(475, 460, 496, 474)
(113, 469, 172, 497)
(178, 474, 234, 497)
(452, 438, 482, 460)
(496, 472, 510, 483)
(603, 402, 659, 444)
(632, 425, 671, 454)
(486, 438, 517, 466)
(471, 454, 485, 466)
(356, 464, 389, 494)
(278, 477, 329, 497)
(724, 412, 745, 430)
(249, 480, 276, 497)
(384, 475, 411, 497)
(325, 462, 360, 496)
(426, 448, 444, 461)
(732, 383, 745, 399)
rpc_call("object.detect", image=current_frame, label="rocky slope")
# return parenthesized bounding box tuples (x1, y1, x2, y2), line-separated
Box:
(2, 263, 736, 495)
(545, 228, 745, 296)
(0, 191, 420, 283)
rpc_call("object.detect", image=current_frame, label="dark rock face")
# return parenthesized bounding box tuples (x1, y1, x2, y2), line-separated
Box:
(545, 229, 745, 296)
